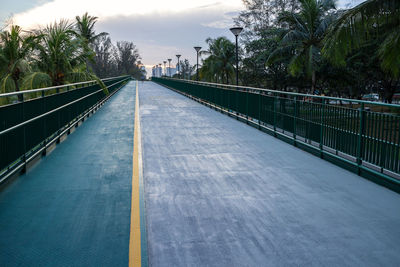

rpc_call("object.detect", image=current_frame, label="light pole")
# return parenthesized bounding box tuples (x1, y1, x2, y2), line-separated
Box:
(176, 54, 181, 79)
(159, 63, 162, 77)
(163, 61, 167, 76)
(230, 27, 243, 86)
(194, 46, 201, 81)
(167, 58, 172, 77)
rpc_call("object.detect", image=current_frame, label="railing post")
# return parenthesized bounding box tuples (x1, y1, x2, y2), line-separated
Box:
(293, 96, 297, 145)
(22, 94, 27, 173)
(320, 99, 325, 158)
(356, 103, 365, 175)
(258, 91, 262, 130)
(57, 93, 61, 144)
(227, 87, 230, 114)
(42, 92, 47, 156)
(273, 94, 277, 137)
(246, 88, 249, 124)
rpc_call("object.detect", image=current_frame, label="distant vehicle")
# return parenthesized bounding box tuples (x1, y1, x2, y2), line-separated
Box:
(362, 93, 379, 101)
(393, 93, 400, 103)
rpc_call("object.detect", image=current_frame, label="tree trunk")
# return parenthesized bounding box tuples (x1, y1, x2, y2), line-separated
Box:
(13, 78, 23, 102)
(383, 79, 397, 104)
(311, 70, 316, 93)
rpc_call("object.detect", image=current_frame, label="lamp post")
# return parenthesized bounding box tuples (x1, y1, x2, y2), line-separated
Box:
(167, 58, 172, 77)
(159, 63, 162, 77)
(176, 54, 181, 79)
(194, 46, 201, 81)
(163, 61, 167, 76)
(230, 27, 243, 86)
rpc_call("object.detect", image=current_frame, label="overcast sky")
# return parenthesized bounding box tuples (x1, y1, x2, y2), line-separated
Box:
(2, 0, 364, 75)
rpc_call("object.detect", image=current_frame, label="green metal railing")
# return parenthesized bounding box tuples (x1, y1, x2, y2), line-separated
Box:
(0, 75, 131, 182)
(153, 77, 400, 192)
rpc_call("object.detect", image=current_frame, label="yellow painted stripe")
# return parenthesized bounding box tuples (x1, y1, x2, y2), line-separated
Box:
(129, 81, 141, 267)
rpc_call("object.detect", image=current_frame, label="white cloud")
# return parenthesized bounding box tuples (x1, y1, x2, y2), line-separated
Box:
(202, 11, 240, 29)
(10, 0, 245, 72)
(12, 0, 244, 29)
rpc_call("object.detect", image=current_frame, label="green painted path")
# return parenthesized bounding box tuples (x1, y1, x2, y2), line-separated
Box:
(0, 82, 136, 266)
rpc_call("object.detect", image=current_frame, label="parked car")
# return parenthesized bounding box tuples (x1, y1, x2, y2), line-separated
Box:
(362, 93, 379, 101)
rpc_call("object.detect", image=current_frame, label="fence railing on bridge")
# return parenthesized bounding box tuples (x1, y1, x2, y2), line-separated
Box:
(0, 75, 131, 183)
(153, 77, 400, 192)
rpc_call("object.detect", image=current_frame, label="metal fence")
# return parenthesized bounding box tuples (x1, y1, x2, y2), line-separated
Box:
(153, 77, 400, 192)
(0, 75, 131, 182)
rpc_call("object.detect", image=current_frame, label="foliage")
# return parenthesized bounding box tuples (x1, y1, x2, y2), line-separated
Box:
(34, 20, 89, 86)
(322, 0, 400, 102)
(268, 0, 336, 91)
(0, 13, 144, 103)
(235, 0, 299, 40)
(0, 25, 38, 100)
(75, 12, 108, 47)
(178, 59, 194, 80)
(199, 37, 235, 84)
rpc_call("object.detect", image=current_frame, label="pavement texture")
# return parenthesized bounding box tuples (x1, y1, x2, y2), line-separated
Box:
(0, 82, 136, 266)
(140, 81, 400, 266)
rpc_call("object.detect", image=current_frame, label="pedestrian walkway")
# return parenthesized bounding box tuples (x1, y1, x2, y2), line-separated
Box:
(140, 81, 400, 266)
(0, 82, 136, 266)
(1, 80, 400, 266)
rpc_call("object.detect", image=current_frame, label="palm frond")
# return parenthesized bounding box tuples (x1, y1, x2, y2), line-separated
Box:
(21, 72, 51, 90)
(0, 74, 16, 93)
(378, 27, 400, 79)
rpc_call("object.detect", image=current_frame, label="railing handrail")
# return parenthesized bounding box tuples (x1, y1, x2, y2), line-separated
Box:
(159, 77, 400, 109)
(0, 77, 131, 136)
(0, 75, 130, 98)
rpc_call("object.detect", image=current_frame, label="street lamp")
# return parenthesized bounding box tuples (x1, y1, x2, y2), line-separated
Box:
(159, 63, 162, 77)
(167, 58, 172, 77)
(176, 54, 181, 79)
(194, 46, 201, 81)
(230, 26, 243, 86)
(163, 61, 167, 76)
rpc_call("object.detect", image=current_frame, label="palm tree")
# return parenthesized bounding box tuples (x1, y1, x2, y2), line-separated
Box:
(0, 25, 39, 100)
(75, 13, 108, 47)
(200, 37, 235, 84)
(323, 0, 400, 102)
(75, 13, 108, 72)
(25, 20, 108, 94)
(268, 0, 336, 92)
(34, 20, 93, 86)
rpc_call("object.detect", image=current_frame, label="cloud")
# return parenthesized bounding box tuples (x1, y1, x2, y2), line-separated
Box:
(337, 0, 365, 8)
(12, 0, 243, 30)
(97, 8, 241, 73)
(10, 0, 244, 75)
(202, 11, 240, 29)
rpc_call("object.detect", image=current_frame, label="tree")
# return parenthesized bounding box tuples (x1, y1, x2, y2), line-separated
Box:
(241, 28, 292, 89)
(323, 0, 400, 102)
(75, 13, 108, 47)
(92, 35, 117, 78)
(0, 25, 39, 100)
(179, 59, 194, 80)
(268, 0, 336, 92)
(34, 20, 91, 86)
(199, 37, 235, 84)
(235, 0, 299, 41)
(115, 41, 144, 79)
(75, 13, 108, 72)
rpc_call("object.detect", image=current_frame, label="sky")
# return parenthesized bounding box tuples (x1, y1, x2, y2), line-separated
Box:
(1, 0, 364, 76)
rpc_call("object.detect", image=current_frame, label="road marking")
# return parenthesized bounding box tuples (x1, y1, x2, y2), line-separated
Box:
(129, 81, 147, 267)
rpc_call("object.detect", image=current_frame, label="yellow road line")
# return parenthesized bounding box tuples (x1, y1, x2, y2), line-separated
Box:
(129, 81, 141, 267)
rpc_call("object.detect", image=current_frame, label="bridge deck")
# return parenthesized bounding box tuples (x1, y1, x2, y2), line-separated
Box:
(0, 82, 136, 266)
(1, 80, 400, 266)
(141, 82, 400, 266)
